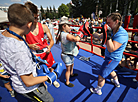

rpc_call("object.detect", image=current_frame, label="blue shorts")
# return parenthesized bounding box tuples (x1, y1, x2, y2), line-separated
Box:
(99, 57, 120, 78)
(61, 53, 74, 66)
(0, 73, 10, 84)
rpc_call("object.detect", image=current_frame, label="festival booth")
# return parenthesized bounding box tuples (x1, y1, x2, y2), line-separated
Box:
(0, 10, 9, 33)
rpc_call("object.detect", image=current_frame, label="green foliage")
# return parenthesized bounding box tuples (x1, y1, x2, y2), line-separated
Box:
(58, 3, 69, 18)
(40, 0, 138, 20)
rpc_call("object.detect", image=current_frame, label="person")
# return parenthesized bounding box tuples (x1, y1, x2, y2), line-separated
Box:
(127, 32, 138, 70)
(90, 12, 128, 95)
(0, 3, 54, 102)
(0, 61, 15, 97)
(45, 18, 56, 44)
(56, 16, 83, 87)
(24, 2, 60, 88)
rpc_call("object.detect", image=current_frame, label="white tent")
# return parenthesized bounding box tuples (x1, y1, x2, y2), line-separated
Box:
(0, 10, 8, 23)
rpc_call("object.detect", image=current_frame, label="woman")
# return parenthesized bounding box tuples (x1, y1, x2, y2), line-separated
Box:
(90, 12, 128, 95)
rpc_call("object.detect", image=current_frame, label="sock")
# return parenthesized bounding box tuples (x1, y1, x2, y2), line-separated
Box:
(114, 78, 120, 85)
(95, 85, 102, 91)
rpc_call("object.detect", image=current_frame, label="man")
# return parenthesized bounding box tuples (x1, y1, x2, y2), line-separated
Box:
(25, 2, 59, 88)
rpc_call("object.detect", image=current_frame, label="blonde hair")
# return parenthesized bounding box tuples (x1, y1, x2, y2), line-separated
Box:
(107, 12, 122, 33)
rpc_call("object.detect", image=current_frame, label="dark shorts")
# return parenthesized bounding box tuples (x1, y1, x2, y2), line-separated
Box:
(99, 57, 120, 78)
(0, 73, 10, 84)
(22, 83, 54, 102)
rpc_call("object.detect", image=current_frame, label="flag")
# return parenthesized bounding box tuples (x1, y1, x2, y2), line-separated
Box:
(70, 1, 75, 6)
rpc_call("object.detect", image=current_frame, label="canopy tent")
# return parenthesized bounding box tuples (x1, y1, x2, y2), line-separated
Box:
(0, 10, 8, 23)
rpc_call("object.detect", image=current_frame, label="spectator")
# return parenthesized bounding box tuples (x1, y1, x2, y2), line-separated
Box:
(0, 3, 54, 102)
(25, 2, 60, 88)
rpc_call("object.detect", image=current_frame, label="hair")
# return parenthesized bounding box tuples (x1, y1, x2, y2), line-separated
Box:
(25, 2, 38, 15)
(107, 12, 122, 33)
(8, 3, 34, 27)
(56, 24, 66, 44)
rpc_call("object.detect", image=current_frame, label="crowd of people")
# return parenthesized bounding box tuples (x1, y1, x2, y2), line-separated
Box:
(0, 1, 138, 102)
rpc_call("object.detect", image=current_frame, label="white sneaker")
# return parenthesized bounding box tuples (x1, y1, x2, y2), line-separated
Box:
(9, 90, 15, 97)
(111, 79, 120, 87)
(53, 80, 60, 88)
(133, 78, 138, 82)
(90, 88, 102, 95)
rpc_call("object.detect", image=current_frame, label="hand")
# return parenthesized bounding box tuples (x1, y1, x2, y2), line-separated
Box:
(28, 43, 40, 50)
(107, 28, 112, 40)
(2, 75, 10, 78)
(76, 31, 83, 39)
(46, 45, 51, 54)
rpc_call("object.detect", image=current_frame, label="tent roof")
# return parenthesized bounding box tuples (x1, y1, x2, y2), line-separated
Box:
(0, 10, 8, 23)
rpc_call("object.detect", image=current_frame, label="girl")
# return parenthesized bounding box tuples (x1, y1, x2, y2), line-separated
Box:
(56, 16, 83, 87)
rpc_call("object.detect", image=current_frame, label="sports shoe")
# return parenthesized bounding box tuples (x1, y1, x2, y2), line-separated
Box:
(9, 90, 15, 97)
(70, 73, 78, 77)
(53, 80, 60, 88)
(65, 82, 74, 87)
(133, 78, 138, 82)
(90, 88, 102, 95)
(111, 79, 120, 87)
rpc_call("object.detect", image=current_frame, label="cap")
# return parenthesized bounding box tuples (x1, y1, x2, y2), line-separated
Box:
(46, 18, 50, 21)
(59, 16, 72, 25)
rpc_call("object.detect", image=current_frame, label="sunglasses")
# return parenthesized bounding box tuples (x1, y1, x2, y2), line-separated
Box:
(34, 17, 38, 20)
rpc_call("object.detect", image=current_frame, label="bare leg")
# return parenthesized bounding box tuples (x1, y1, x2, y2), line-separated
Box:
(98, 75, 105, 87)
(4, 82, 13, 91)
(65, 65, 71, 85)
(70, 63, 74, 75)
(110, 71, 118, 80)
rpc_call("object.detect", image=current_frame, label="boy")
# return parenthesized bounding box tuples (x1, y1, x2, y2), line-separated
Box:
(0, 3, 54, 102)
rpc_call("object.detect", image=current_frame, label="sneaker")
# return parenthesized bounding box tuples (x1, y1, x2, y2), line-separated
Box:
(133, 78, 138, 82)
(9, 90, 15, 97)
(65, 82, 74, 87)
(53, 80, 60, 88)
(111, 79, 120, 87)
(70, 73, 78, 77)
(90, 88, 102, 95)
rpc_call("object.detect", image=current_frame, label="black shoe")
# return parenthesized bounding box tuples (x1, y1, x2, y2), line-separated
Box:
(65, 83, 74, 87)
(70, 73, 78, 77)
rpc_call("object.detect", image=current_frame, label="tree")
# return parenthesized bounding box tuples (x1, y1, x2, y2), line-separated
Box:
(40, 6, 45, 19)
(58, 3, 69, 18)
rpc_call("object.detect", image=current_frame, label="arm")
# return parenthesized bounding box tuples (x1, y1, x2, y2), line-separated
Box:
(42, 24, 54, 53)
(23, 35, 40, 51)
(0, 74, 10, 78)
(20, 73, 48, 87)
(66, 34, 81, 42)
(106, 40, 122, 53)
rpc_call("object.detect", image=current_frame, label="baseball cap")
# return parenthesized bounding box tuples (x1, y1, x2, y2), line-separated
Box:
(59, 16, 72, 25)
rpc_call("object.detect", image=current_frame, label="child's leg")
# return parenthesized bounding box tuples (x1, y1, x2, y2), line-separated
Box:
(65, 65, 71, 85)
(70, 63, 74, 75)
(4, 82, 13, 92)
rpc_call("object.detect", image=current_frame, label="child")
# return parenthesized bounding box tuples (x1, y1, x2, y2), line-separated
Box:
(56, 16, 83, 87)
(0, 3, 54, 102)
(24, 2, 60, 88)
(0, 61, 15, 97)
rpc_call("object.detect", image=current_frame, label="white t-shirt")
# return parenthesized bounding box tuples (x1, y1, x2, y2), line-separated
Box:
(0, 33, 39, 93)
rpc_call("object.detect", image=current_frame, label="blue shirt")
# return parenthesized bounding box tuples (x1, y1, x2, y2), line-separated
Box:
(105, 26, 128, 61)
